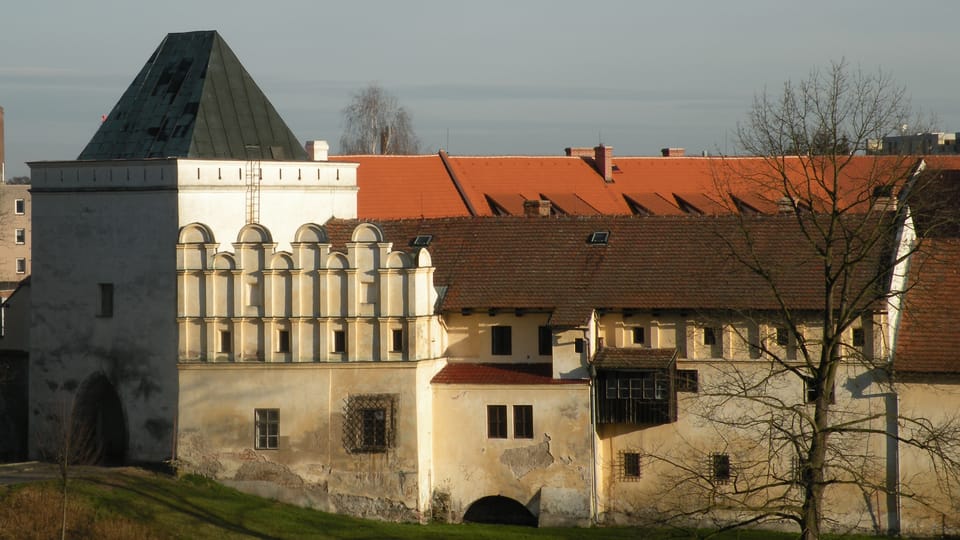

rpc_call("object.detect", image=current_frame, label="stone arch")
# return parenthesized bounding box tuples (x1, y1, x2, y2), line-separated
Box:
(72, 373, 128, 465)
(463, 495, 537, 526)
(351, 222, 383, 243)
(294, 223, 327, 244)
(326, 252, 349, 270)
(269, 252, 294, 271)
(178, 222, 215, 244)
(212, 252, 237, 271)
(385, 251, 411, 269)
(237, 223, 273, 244)
(416, 247, 432, 268)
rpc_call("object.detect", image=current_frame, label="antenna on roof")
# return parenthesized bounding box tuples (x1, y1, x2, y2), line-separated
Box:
(598, 130, 603, 146)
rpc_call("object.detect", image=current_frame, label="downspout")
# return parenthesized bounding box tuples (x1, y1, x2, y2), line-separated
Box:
(590, 370, 600, 524)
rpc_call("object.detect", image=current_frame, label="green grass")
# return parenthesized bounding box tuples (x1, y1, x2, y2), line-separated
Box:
(0, 468, 921, 539)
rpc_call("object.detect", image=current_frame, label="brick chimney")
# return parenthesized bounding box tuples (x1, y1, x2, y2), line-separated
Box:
(564, 147, 594, 157)
(661, 147, 685, 157)
(523, 199, 552, 217)
(594, 145, 613, 182)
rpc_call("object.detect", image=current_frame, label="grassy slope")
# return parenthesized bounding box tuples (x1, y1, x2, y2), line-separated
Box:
(0, 469, 889, 539)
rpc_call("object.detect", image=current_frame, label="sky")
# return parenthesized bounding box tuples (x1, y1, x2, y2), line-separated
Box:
(3, 0, 960, 179)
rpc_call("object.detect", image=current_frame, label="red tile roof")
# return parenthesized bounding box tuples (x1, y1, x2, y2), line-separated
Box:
(324, 214, 890, 327)
(431, 363, 587, 384)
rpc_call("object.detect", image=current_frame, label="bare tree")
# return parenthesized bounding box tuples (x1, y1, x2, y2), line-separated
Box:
(5, 176, 30, 185)
(646, 61, 960, 539)
(339, 83, 420, 155)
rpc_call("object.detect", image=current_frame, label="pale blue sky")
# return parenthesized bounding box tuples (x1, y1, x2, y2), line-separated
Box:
(2, 0, 959, 178)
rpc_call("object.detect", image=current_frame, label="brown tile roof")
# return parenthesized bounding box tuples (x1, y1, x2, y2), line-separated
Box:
(593, 348, 678, 370)
(894, 238, 960, 374)
(324, 214, 890, 327)
(431, 363, 587, 384)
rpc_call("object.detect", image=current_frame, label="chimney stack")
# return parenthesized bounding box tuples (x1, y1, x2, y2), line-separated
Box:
(523, 199, 552, 217)
(594, 145, 613, 183)
(305, 140, 329, 161)
(661, 147, 685, 157)
(564, 146, 594, 157)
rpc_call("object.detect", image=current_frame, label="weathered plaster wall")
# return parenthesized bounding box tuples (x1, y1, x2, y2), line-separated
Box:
(431, 383, 593, 525)
(28, 181, 179, 462)
(178, 359, 445, 520)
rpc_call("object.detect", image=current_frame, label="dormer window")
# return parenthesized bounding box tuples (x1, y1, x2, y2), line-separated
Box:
(411, 234, 433, 247)
(588, 231, 610, 244)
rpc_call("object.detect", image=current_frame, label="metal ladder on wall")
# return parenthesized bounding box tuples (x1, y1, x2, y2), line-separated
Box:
(245, 146, 261, 224)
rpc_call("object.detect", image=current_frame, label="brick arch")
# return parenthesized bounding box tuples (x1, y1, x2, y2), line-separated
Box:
(463, 495, 537, 526)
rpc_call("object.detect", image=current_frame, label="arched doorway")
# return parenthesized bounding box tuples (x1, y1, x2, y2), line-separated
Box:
(463, 495, 537, 526)
(72, 373, 128, 465)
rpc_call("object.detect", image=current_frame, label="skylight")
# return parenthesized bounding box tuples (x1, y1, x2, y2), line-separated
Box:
(588, 231, 610, 244)
(411, 234, 433, 247)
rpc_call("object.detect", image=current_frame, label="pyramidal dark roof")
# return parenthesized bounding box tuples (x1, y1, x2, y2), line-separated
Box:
(79, 31, 308, 161)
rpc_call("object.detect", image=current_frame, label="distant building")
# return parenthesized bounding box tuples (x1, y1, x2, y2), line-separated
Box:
(868, 131, 960, 155)
(0, 184, 30, 294)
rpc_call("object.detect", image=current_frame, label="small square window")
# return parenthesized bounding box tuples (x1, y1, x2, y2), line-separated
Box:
(14, 229, 25, 245)
(703, 327, 718, 345)
(632, 327, 645, 345)
(491, 326, 512, 356)
(391, 328, 404, 353)
(97, 283, 113, 317)
(776, 327, 789, 346)
(538, 326, 552, 356)
(14, 199, 24, 215)
(255, 408, 279, 449)
(487, 405, 507, 438)
(805, 379, 836, 404)
(219, 330, 232, 353)
(711, 453, 731, 484)
(513, 405, 533, 439)
(574, 338, 584, 353)
(277, 329, 290, 353)
(852, 328, 865, 347)
(622, 452, 641, 480)
(676, 369, 699, 392)
(333, 330, 346, 353)
(15, 258, 25, 274)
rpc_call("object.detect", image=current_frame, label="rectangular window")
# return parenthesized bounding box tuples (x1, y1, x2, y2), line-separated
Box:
(513, 405, 533, 439)
(277, 330, 290, 353)
(361, 408, 387, 449)
(491, 325, 512, 355)
(97, 283, 113, 317)
(391, 328, 404, 353)
(574, 338, 584, 353)
(852, 328, 865, 347)
(219, 330, 232, 353)
(538, 326, 552, 356)
(805, 379, 836, 403)
(15, 258, 25, 274)
(14, 228, 24, 245)
(776, 327, 789, 346)
(333, 330, 346, 353)
(703, 327, 717, 345)
(487, 405, 507, 438)
(632, 327, 645, 345)
(622, 452, 641, 479)
(677, 369, 699, 392)
(711, 453, 731, 483)
(14, 199, 24, 215)
(255, 409, 279, 449)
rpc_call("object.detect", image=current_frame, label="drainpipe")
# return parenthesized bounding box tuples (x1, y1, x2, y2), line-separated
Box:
(886, 391, 901, 536)
(590, 375, 600, 524)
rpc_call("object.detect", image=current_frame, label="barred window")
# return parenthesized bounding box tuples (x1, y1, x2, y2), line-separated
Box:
(711, 453, 731, 484)
(343, 394, 397, 453)
(621, 451, 641, 480)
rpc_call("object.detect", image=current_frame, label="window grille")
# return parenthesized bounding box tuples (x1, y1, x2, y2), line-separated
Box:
(343, 394, 397, 453)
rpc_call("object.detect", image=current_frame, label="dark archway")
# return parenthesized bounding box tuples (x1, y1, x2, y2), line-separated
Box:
(72, 373, 128, 465)
(463, 495, 537, 527)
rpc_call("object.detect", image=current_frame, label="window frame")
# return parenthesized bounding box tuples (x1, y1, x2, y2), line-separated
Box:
(360, 408, 387, 449)
(487, 404, 508, 439)
(632, 327, 645, 345)
(391, 328, 404, 353)
(491, 325, 512, 356)
(776, 327, 789, 346)
(513, 404, 533, 439)
(621, 451, 641, 480)
(333, 329, 346, 353)
(14, 228, 24, 245)
(219, 329, 232, 353)
(14, 199, 24, 215)
(852, 327, 865, 347)
(703, 327, 718, 346)
(574, 338, 584, 354)
(676, 369, 699, 393)
(538, 326, 552, 356)
(255, 408, 279, 450)
(15, 258, 25, 274)
(711, 453, 731, 484)
(277, 329, 291, 353)
(97, 283, 114, 317)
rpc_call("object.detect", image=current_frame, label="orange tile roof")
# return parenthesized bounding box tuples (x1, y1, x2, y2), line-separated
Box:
(335, 152, 940, 220)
